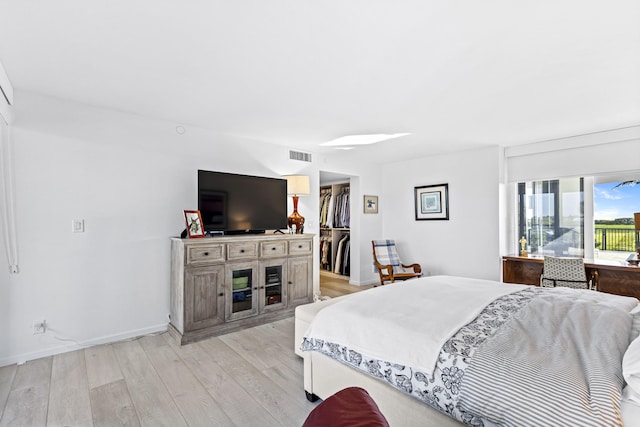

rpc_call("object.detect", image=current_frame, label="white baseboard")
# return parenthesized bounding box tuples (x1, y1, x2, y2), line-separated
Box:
(0, 323, 168, 368)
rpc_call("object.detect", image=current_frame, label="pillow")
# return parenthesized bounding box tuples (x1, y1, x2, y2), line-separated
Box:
(623, 333, 640, 404)
(631, 305, 640, 342)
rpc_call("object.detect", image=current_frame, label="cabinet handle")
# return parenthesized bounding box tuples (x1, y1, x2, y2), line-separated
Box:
(260, 286, 264, 289)
(218, 292, 223, 297)
(253, 287, 258, 290)
(271, 247, 276, 251)
(298, 245, 302, 249)
(204, 252, 209, 256)
(288, 281, 292, 285)
(240, 249, 245, 253)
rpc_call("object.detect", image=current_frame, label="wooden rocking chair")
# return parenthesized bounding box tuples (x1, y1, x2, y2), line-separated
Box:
(372, 240, 422, 286)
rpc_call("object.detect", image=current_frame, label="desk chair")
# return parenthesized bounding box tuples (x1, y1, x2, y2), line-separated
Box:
(540, 256, 598, 290)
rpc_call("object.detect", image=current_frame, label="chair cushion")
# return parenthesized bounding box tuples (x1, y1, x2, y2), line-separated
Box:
(372, 240, 402, 273)
(302, 387, 390, 427)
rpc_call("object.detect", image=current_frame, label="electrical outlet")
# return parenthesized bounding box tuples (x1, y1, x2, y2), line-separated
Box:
(33, 320, 46, 335)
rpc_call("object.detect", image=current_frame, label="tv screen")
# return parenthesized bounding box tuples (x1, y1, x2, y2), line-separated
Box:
(198, 170, 288, 234)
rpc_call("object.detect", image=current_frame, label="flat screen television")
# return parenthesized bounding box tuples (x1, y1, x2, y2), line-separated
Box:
(198, 170, 288, 234)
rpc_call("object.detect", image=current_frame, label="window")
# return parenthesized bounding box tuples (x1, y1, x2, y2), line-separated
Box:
(593, 177, 640, 262)
(517, 178, 584, 257)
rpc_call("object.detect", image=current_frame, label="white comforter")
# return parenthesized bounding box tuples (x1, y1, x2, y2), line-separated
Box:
(304, 275, 528, 374)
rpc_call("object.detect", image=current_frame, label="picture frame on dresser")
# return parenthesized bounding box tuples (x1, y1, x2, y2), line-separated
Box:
(184, 210, 205, 238)
(414, 183, 449, 220)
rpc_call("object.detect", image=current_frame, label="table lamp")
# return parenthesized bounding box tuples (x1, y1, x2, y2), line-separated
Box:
(284, 175, 310, 234)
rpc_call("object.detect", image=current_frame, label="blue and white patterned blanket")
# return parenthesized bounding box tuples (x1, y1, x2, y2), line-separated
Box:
(302, 278, 638, 426)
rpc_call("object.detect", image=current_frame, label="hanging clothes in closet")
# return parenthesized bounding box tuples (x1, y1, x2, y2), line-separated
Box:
(319, 188, 334, 228)
(320, 230, 332, 271)
(333, 232, 350, 275)
(340, 235, 350, 275)
(333, 187, 350, 228)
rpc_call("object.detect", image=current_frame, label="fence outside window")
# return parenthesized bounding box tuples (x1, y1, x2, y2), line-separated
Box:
(594, 228, 637, 252)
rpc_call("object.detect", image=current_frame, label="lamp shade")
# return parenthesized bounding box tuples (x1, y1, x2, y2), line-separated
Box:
(284, 175, 310, 196)
(635, 212, 640, 232)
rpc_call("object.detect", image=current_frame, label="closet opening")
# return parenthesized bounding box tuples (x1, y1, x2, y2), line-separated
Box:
(319, 171, 352, 295)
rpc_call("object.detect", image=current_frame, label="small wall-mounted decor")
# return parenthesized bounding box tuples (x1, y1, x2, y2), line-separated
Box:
(184, 210, 205, 238)
(414, 183, 449, 220)
(364, 195, 378, 214)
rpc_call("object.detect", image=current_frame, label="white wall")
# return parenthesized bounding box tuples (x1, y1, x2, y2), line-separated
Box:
(505, 127, 640, 183)
(381, 147, 503, 281)
(0, 92, 385, 366)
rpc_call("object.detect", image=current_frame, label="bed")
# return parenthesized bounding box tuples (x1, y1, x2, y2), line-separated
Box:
(295, 275, 640, 426)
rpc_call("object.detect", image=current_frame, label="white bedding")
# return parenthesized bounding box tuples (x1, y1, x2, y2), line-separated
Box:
(301, 275, 640, 426)
(303, 275, 527, 374)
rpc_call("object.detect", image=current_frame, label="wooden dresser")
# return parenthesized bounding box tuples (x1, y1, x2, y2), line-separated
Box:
(502, 255, 640, 300)
(169, 233, 314, 344)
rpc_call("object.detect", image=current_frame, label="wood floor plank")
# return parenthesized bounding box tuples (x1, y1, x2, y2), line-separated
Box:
(262, 359, 307, 402)
(90, 380, 140, 427)
(252, 320, 295, 353)
(255, 325, 312, 414)
(0, 357, 51, 427)
(138, 334, 234, 427)
(164, 334, 281, 427)
(269, 317, 305, 365)
(200, 334, 314, 426)
(218, 328, 284, 371)
(112, 339, 187, 427)
(47, 350, 93, 427)
(320, 273, 371, 298)
(0, 364, 17, 417)
(85, 344, 123, 390)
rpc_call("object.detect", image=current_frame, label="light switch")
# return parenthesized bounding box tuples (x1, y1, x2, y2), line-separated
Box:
(72, 219, 85, 233)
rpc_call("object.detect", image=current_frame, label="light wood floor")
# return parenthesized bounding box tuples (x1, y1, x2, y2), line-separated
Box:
(0, 277, 370, 427)
(0, 318, 312, 427)
(319, 272, 374, 298)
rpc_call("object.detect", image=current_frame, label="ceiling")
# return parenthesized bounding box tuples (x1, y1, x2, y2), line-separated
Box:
(1, 1, 639, 163)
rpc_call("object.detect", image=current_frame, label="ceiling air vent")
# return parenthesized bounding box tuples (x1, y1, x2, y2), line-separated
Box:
(289, 150, 312, 162)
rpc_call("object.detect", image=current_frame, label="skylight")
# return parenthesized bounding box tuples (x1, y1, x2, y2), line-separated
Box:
(319, 133, 410, 147)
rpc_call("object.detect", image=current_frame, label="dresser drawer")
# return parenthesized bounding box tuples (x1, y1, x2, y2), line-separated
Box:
(186, 244, 225, 265)
(227, 242, 259, 260)
(261, 241, 288, 258)
(289, 239, 312, 255)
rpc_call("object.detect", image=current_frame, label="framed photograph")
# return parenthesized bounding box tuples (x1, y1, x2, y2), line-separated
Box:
(364, 195, 378, 214)
(414, 183, 449, 220)
(184, 210, 205, 238)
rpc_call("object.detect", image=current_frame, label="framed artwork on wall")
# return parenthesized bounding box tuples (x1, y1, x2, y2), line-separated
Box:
(414, 183, 449, 220)
(184, 210, 205, 238)
(364, 195, 378, 214)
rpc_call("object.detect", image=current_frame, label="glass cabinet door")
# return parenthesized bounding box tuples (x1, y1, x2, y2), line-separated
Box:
(226, 261, 258, 321)
(261, 260, 287, 312)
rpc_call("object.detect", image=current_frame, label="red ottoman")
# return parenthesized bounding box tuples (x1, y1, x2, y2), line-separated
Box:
(302, 387, 390, 427)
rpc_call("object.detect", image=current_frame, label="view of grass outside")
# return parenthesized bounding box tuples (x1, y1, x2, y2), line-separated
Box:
(594, 221, 635, 251)
(594, 180, 640, 261)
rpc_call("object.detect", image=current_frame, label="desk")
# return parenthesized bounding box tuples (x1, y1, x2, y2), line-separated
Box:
(502, 255, 640, 300)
